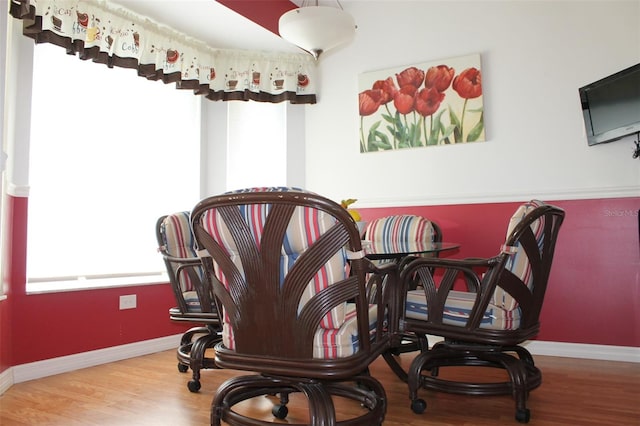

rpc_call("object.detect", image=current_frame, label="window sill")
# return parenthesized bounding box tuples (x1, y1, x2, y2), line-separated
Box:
(26, 273, 169, 295)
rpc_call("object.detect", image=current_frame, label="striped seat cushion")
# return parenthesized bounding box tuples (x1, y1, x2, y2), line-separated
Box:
(183, 290, 202, 313)
(406, 289, 521, 330)
(312, 303, 378, 358)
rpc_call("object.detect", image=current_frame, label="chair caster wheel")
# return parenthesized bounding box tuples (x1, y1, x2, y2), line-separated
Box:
(187, 379, 201, 393)
(272, 404, 288, 419)
(516, 408, 530, 423)
(177, 363, 189, 373)
(411, 398, 426, 414)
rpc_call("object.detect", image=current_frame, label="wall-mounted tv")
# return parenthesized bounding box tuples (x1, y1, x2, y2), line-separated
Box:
(579, 63, 640, 146)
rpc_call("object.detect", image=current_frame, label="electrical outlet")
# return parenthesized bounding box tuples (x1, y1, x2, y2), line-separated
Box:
(119, 294, 137, 310)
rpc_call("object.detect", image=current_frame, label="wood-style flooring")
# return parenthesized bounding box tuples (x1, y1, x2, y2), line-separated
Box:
(0, 349, 638, 425)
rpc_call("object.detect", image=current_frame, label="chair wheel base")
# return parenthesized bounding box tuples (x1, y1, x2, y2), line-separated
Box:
(411, 398, 426, 414)
(212, 374, 386, 426)
(187, 379, 201, 393)
(271, 404, 288, 420)
(177, 362, 189, 373)
(516, 408, 530, 423)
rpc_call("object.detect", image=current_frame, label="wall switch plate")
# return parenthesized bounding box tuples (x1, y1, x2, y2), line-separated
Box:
(119, 294, 137, 310)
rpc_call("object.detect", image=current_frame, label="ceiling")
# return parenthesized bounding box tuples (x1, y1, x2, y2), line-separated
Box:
(114, 0, 300, 53)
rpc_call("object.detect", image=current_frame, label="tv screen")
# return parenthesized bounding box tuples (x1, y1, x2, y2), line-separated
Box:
(579, 63, 640, 146)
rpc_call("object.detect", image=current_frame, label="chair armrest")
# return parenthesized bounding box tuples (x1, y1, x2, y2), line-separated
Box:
(363, 258, 398, 275)
(161, 253, 203, 265)
(401, 256, 495, 293)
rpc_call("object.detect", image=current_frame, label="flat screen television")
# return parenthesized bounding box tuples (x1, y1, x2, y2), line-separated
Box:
(579, 63, 640, 146)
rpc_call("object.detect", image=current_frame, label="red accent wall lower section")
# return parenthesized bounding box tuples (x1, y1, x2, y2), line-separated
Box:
(10, 284, 189, 365)
(2, 195, 190, 367)
(358, 197, 639, 347)
(0, 195, 638, 370)
(0, 300, 10, 373)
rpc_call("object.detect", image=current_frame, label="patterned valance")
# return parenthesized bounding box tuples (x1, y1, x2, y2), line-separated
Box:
(9, 0, 317, 104)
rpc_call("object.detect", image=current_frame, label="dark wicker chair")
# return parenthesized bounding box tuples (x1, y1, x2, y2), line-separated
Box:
(398, 200, 565, 423)
(190, 188, 395, 426)
(156, 212, 222, 393)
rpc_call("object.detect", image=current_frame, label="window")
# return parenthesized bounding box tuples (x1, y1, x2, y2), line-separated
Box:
(27, 43, 200, 292)
(226, 100, 287, 190)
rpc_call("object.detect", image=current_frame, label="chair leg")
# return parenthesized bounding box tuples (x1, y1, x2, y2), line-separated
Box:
(176, 326, 208, 374)
(383, 333, 429, 382)
(187, 330, 222, 392)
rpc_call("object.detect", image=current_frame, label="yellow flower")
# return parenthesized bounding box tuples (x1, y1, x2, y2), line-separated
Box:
(340, 198, 361, 222)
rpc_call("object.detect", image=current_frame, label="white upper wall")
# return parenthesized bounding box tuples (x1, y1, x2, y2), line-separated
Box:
(304, 0, 640, 207)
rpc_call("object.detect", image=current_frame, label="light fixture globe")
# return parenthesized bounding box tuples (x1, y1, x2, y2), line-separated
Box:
(278, 6, 356, 60)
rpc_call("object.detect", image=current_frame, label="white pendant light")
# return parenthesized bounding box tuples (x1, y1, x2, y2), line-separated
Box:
(278, 1, 356, 60)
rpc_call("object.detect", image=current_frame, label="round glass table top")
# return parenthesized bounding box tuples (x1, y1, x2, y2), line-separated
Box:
(362, 240, 460, 260)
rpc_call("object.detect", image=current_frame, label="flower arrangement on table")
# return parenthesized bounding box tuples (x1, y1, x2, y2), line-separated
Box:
(358, 54, 485, 153)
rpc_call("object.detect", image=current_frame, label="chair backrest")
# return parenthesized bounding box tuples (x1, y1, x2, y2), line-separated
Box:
(156, 212, 213, 314)
(364, 214, 441, 256)
(191, 187, 376, 361)
(489, 200, 565, 326)
(365, 214, 440, 245)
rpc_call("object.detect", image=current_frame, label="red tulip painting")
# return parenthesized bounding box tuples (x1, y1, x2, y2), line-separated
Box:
(358, 53, 485, 153)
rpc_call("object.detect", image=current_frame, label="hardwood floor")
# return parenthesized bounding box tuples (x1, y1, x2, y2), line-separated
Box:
(0, 349, 638, 425)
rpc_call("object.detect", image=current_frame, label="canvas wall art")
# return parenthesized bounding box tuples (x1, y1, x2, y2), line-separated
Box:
(358, 53, 485, 153)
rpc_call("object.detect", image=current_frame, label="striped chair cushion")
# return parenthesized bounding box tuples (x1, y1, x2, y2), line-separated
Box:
(183, 290, 202, 313)
(161, 211, 198, 259)
(491, 200, 545, 311)
(406, 289, 521, 330)
(364, 214, 436, 253)
(160, 212, 207, 311)
(206, 187, 356, 356)
(312, 304, 378, 358)
(217, 303, 379, 358)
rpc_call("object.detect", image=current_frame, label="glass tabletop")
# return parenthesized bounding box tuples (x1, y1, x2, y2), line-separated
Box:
(362, 240, 460, 260)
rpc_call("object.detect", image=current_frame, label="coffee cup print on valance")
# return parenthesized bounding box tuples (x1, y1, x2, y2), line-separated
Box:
(358, 53, 485, 153)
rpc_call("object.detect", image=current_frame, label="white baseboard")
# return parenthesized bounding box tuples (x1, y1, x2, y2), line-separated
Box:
(1, 336, 638, 396)
(0, 367, 13, 395)
(523, 340, 640, 363)
(11, 334, 182, 384)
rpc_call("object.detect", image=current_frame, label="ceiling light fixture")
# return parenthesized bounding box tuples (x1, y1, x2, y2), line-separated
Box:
(278, 0, 356, 60)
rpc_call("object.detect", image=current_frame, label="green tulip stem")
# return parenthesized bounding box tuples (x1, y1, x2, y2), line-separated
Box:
(360, 116, 366, 152)
(385, 104, 397, 149)
(460, 98, 468, 142)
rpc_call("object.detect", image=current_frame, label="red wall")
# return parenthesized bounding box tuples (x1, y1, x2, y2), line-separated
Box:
(0, 195, 638, 372)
